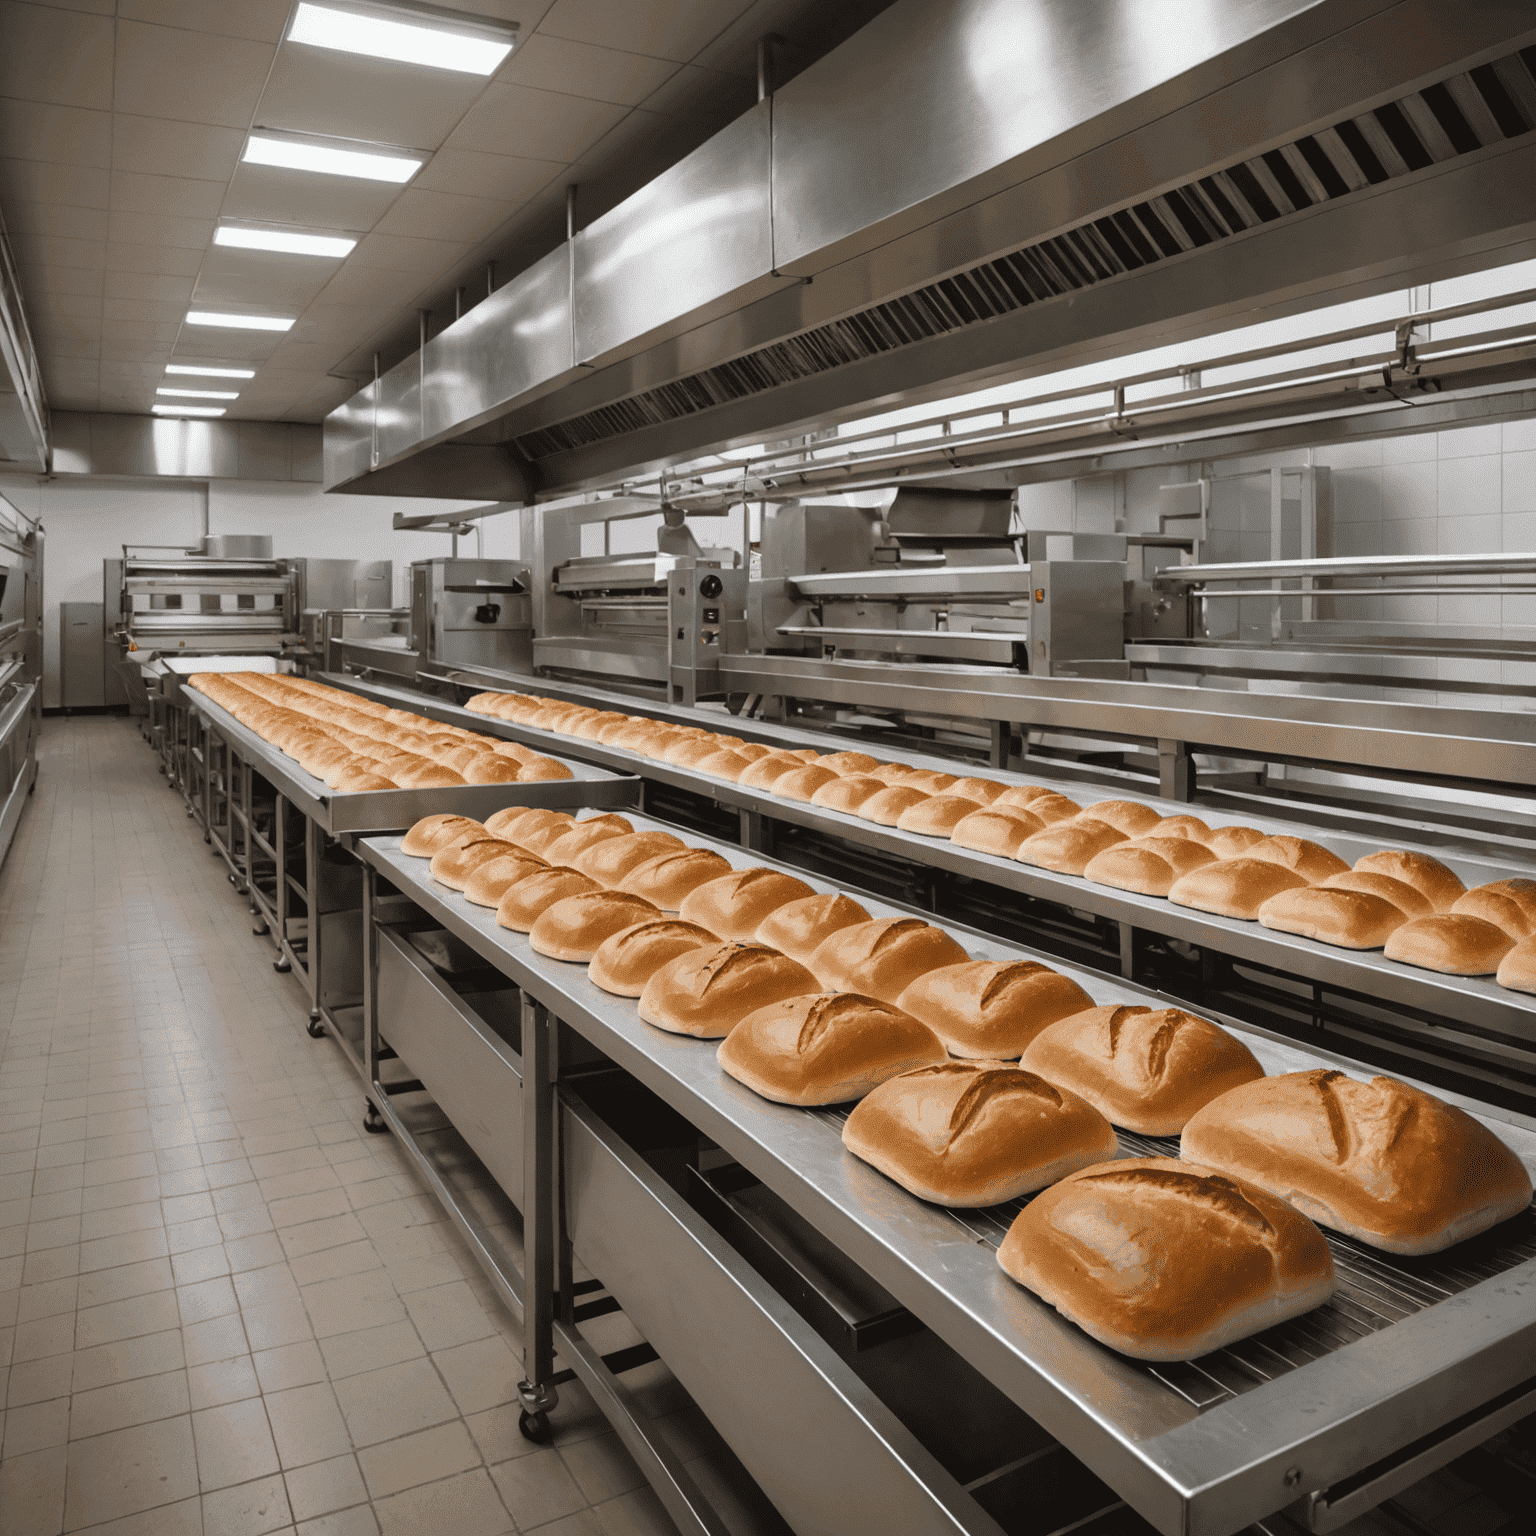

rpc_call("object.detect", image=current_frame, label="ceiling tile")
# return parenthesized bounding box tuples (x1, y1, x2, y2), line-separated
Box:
(638, 62, 752, 121)
(117, 0, 292, 44)
(348, 232, 470, 274)
(413, 147, 561, 205)
(109, 169, 226, 221)
(0, 2, 115, 110)
(193, 249, 339, 311)
(111, 115, 246, 182)
(221, 163, 403, 234)
(0, 98, 111, 168)
(0, 158, 110, 209)
(102, 295, 189, 325)
(374, 189, 515, 245)
(104, 241, 204, 277)
(166, 348, 266, 372)
(12, 233, 105, 272)
(313, 265, 431, 312)
(103, 270, 194, 304)
(113, 20, 276, 128)
(449, 82, 627, 160)
(98, 359, 176, 382)
(469, 0, 556, 31)
(106, 209, 213, 250)
(170, 329, 286, 361)
(19, 262, 104, 298)
(34, 312, 104, 345)
(38, 291, 102, 322)
(44, 334, 102, 360)
(255, 46, 485, 152)
(101, 317, 182, 343)
(538, 0, 749, 63)
(3, 202, 110, 243)
(498, 33, 680, 106)
(99, 340, 168, 361)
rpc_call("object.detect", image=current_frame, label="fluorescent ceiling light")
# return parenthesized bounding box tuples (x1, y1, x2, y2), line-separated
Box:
(288, 2, 514, 76)
(215, 224, 356, 258)
(243, 132, 421, 183)
(186, 310, 294, 332)
(153, 404, 227, 417)
(157, 387, 240, 400)
(165, 364, 256, 379)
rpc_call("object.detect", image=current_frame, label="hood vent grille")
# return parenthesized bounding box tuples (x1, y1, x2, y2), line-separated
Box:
(515, 46, 1536, 463)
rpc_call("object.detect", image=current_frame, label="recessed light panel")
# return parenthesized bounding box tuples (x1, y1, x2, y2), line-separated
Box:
(157, 388, 240, 400)
(243, 132, 421, 183)
(215, 225, 356, 258)
(185, 311, 295, 332)
(288, 2, 514, 76)
(165, 365, 257, 379)
(152, 404, 227, 417)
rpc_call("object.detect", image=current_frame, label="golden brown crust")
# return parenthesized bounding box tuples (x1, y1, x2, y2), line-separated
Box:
(1204, 825, 1265, 859)
(637, 943, 820, 1038)
(1353, 850, 1466, 913)
(736, 754, 804, 790)
(1258, 886, 1408, 949)
(489, 808, 572, 853)
(588, 920, 720, 997)
(1319, 870, 1432, 915)
(495, 868, 602, 932)
(854, 786, 930, 826)
(772, 764, 841, 802)
(1021, 1005, 1264, 1134)
(573, 830, 687, 885)
(805, 776, 882, 814)
(1247, 834, 1349, 883)
(459, 754, 524, 785)
(1078, 800, 1163, 838)
(619, 848, 733, 910)
(695, 749, 753, 780)
(895, 795, 984, 838)
(677, 867, 816, 942)
(947, 777, 1005, 804)
(993, 786, 1079, 823)
(1497, 935, 1536, 994)
(808, 917, 969, 1004)
(948, 806, 1044, 857)
(539, 819, 634, 867)
(997, 1158, 1336, 1360)
(529, 891, 663, 962)
(428, 837, 525, 891)
(896, 960, 1094, 1059)
(817, 751, 881, 776)
(515, 756, 574, 782)
(1168, 857, 1309, 920)
(1381, 914, 1515, 975)
(462, 852, 547, 908)
(1155, 815, 1211, 842)
(1182, 1070, 1532, 1254)
(1083, 835, 1216, 897)
(843, 1061, 1118, 1206)
(482, 805, 544, 838)
(1015, 818, 1127, 876)
(1451, 879, 1536, 939)
(753, 893, 871, 967)
(401, 815, 486, 858)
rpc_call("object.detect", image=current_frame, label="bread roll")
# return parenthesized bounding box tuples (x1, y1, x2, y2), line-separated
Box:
(855, 786, 931, 826)
(1257, 886, 1407, 949)
(1497, 935, 1536, 994)
(719, 993, 948, 1106)
(1204, 825, 1265, 859)
(429, 837, 525, 892)
(1319, 870, 1432, 916)
(678, 867, 816, 942)
(620, 848, 733, 910)
(896, 960, 1094, 1059)
(1182, 1069, 1532, 1254)
(480, 804, 538, 837)
(896, 795, 984, 838)
(397, 762, 467, 789)
(434, 744, 495, 774)
(529, 891, 663, 962)
(754, 892, 871, 967)
(1168, 857, 1309, 920)
(810, 775, 887, 813)
(1078, 800, 1163, 838)
(947, 777, 1005, 805)
(1247, 834, 1349, 883)
(1083, 835, 1215, 896)
(516, 756, 574, 782)
(491, 808, 572, 852)
(496, 867, 602, 932)
(809, 917, 969, 1004)
(462, 852, 547, 907)
(696, 749, 753, 780)
(572, 710, 630, 741)
(572, 829, 686, 885)
(1353, 850, 1465, 912)
(1015, 817, 1127, 876)
(588, 919, 719, 997)
(638, 943, 820, 1038)
(737, 754, 804, 790)
(663, 735, 731, 770)
(632, 728, 690, 761)
(335, 769, 397, 792)
(1021, 1005, 1264, 1134)
(844, 1061, 1118, 1206)
(1381, 914, 1515, 975)
(1452, 879, 1536, 939)
(540, 819, 633, 866)
(1155, 815, 1211, 842)
(773, 764, 840, 802)
(949, 806, 1043, 856)
(817, 750, 881, 776)
(997, 1158, 1335, 1361)
(462, 754, 525, 785)
(994, 786, 1078, 824)
(401, 814, 486, 858)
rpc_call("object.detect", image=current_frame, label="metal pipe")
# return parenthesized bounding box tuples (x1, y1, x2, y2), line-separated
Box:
(455, 285, 467, 320)
(485, 260, 497, 298)
(756, 33, 784, 101)
(566, 183, 578, 241)
(418, 309, 430, 349)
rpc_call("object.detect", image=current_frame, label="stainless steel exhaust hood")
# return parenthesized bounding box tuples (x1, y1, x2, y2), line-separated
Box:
(324, 0, 1536, 502)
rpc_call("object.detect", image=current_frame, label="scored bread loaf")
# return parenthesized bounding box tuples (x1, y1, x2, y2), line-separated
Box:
(1257, 886, 1408, 949)
(949, 806, 1044, 857)
(1168, 857, 1309, 920)
(495, 867, 602, 932)
(619, 848, 733, 910)
(637, 943, 820, 1038)
(1078, 800, 1163, 838)
(483, 805, 543, 838)
(529, 891, 662, 962)
(1155, 815, 1211, 842)
(896, 960, 1094, 1059)
(1015, 818, 1126, 876)
(856, 786, 931, 826)
(994, 786, 1079, 823)
(997, 1158, 1336, 1361)
(1083, 836, 1215, 897)
(843, 1061, 1118, 1206)
(588, 919, 719, 997)
(1319, 869, 1432, 916)
(754, 893, 871, 967)
(1021, 1005, 1264, 1134)
(677, 867, 816, 942)
(573, 830, 685, 885)
(428, 838, 525, 892)
(818, 750, 881, 776)
(493, 809, 573, 852)
(772, 765, 840, 802)
(462, 852, 547, 908)
(539, 818, 634, 866)
(809, 917, 969, 1004)
(718, 993, 947, 1106)
(521, 812, 627, 857)
(895, 795, 984, 838)
(1246, 834, 1349, 883)
(459, 754, 524, 785)
(1452, 879, 1536, 939)
(401, 814, 486, 858)
(1497, 936, 1536, 994)
(1181, 1069, 1533, 1254)
(947, 777, 1005, 804)
(737, 754, 804, 790)
(696, 749, 753, 780)
(1204, 825, 1265, 859)
(1353, 850, 1466, 913)
(1381, 914, 1515, 975)
(810, 776, 887, 814)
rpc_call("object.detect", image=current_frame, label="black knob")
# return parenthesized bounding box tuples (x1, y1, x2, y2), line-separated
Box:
(473, 602, 501, 623)
(699, 574, 723, 600)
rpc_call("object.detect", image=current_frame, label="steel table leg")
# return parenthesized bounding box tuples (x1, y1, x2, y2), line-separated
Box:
(304, 815, 322, 1027)
(240, 757, 254, 902)
(518, 993, 559, 1443)
(273, 795, 291, 972)
(1158, 737, 1195, 801)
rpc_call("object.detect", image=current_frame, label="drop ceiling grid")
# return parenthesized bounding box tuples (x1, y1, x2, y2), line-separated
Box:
(0, 0, 762, 425)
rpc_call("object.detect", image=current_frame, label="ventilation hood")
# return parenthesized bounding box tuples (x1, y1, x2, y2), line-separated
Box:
(324, 0, 1536, 503)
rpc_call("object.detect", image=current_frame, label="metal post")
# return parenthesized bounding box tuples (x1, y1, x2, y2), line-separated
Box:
(519, 993, 560, 1433)
(304, 816, 322, 1024)
(756, 34, 784, 100)
(485, 260, 497, 298)
(454, 285, 466, 320)
(239, 757, 253, 900)
(989, 720, 1011, 770)
(738, 807, 769, 853)
(1118, 922, 1136, 981)
(565, 184, 577, 241)
(275, 796, 290, 965)
(1158, 738, 1194, 801)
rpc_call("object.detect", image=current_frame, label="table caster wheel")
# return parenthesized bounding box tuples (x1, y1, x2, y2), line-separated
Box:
(252, 921, 268, 937)
(307, 1013, 326, 1039)
(204, 833, 212, 844)
(518, 1411, 552, 1445)
(363, 1102, 388, 1134)
(273, 957, 291, 973)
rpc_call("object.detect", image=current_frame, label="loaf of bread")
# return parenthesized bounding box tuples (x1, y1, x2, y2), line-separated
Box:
(1168, 857, 1309, 919)
(662, 735, 729, 770)
(573, 830, 686, 884)
(810, 776, 887, 814)
(809, 917, 969, 1004)
(619, 848, 733, 910)
(773, 764, 840, 802)
(462, 852, 547, 908)
(996, 1158, 1336, 1360)
(1247, 834, 1349, 883)
(1497, 936, 1536, 993)
(696, 749, 753, 780)
(1257, 886, 1408, 949)
(884, 767, 957, 794)
(855, 786, 931, 826)
(1452, 879, 1536, 939)
(818, 750, 881, 776)
(1083, 836, 1215, 896)
(1181, 1069, 1533, 1254)
(843, 1061, 1118, 1206)
(428, 837, 524, 891)
(1021, 1005, 1264, 1134)
(539, 819, 634, 866)
(1319, 870, 1432, 915)
(896, 960, 1094, 1059)
(737, 754, 804, 790)
(588, 919, 718, 996)
(521, 812, 629, 858)
(1204, 825, 1265, 859)
(513, 755, 574, 782)
(949, 806, 1044, 856)
(394, 761, 466, 789)
(491, 808, 572, 851)
(638, 942, 820, 1038)
(718, 993, 948, 1105)
(482, 805, 542, 837)
(1078, 800, 1163, 838)
(896, 795, 984, 837)
(401, 814, 486, 858)
(529, 890, 663, 962)
(334, 768, 397, 792)
(754, 893, 871, 966)
(993, 786, 1079, 823)
(461, 754, 524, 785)
(495, 867, 602, 932)
(1155, 815, 1210, 842)
(947, 777, 1005, 805)
(1381, 914, 1515, 975)
(678, 867, 816, 942)
(1015, 818, 1126, 876)
(1353, 851, 1466, 912)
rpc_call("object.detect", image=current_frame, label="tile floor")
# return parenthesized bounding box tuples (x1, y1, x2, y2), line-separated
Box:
(0, 717, 707, 1536)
